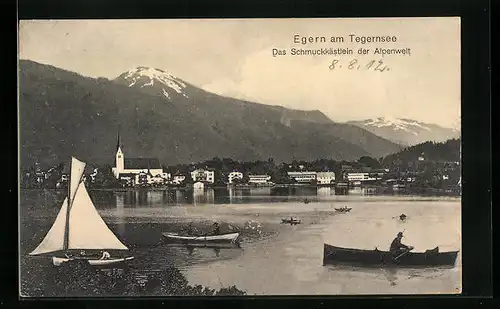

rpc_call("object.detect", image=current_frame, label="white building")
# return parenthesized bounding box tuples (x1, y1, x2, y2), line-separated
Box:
(287, 171, 317, 183)
(316, 172, 336, 185)
(112, 134, 163, 179)
(248, 174, 271, 184)
(228, 171, 243, 184)
(172, 175, 186, 185)
(346, 172, 377, 182)
(151, 174, 165, 185)
(193, 182, 205, 189)
(191, 169, 215, 184)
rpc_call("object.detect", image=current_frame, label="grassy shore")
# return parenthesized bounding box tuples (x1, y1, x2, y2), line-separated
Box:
(20, 261, 246, 297)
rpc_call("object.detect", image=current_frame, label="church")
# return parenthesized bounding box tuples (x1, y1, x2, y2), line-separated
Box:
(111, 134, 164, 180)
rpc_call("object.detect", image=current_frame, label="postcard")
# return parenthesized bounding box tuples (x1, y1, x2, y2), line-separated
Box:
(18, 17, 461, 296)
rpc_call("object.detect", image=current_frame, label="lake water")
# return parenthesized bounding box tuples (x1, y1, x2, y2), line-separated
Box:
(19, 187, 461, 296)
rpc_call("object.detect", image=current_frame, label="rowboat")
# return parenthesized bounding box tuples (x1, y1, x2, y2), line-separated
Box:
(334, 207, 352, 213)
(29, 157, 133, 267)
(323, 244, 458, 268)
(164, 242, 240, 249)
(162, 232, 240, 244)
(281, 218, 301, 225)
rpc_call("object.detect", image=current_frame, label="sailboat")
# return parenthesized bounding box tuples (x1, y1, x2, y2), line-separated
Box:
(29, 157, 134, 266)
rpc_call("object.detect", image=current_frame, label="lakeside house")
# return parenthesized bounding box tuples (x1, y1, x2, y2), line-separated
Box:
(287, 171, 317, 183)
(191, 168, 215, 184)
(248, 174, 272, 184)
(172, 175, 186, 185)
(316, 172, 336, 185)
(228, 171, 243, 184)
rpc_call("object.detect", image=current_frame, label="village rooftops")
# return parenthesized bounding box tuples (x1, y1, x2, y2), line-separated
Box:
(124, 158, 161, 169)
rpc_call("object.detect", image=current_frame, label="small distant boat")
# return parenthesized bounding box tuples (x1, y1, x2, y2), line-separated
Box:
(334, 207, 352, 213)
(29, 157, 134, 267)
(393, 184, 406, 189)
(323, 244, 458, 268)
(399, 214, 407, 221)
(162, 232, 240, 244)
(281, 217, 301, 225)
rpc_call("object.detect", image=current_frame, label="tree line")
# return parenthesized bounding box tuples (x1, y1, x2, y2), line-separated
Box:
(20, 139, 460, 189)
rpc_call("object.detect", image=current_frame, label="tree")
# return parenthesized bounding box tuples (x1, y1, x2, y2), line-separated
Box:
(93, 166, 120, 188)
(20, 168, 39, 189)
(358, 156, 381, 169)
(183, 173, 194, 185)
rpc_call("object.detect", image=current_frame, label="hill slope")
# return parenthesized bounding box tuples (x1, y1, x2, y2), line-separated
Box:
(19, 60, 401, 168)
(382, 138, 461, 165)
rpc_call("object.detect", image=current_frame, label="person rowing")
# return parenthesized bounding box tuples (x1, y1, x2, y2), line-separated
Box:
(211, 222, 220, 236)
(186, 222, 194, 236)
(389, 232, 414, 259)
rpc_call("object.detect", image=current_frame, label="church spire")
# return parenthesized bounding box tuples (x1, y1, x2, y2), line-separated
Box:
(116, 130, 122, 152)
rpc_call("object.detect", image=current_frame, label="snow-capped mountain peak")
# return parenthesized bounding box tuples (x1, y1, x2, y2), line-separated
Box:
(348, 116, 459, 146)
(364, 116, 431, 135)
(121, 66, 188, 99)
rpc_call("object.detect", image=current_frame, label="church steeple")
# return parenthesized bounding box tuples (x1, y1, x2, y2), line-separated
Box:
(114, 130, 124, 178)
(116, 131, 122, 152)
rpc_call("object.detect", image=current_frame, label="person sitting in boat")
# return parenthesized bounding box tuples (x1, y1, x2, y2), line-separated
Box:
(212, 222, 220, 235)
(100, 251, 111, 260)
(389, 232, 413, 256)
(187, 222, 194, 236)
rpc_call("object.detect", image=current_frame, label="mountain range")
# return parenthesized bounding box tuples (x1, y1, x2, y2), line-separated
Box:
(20, 60, 433, 168)
(347, 117, 460, 146)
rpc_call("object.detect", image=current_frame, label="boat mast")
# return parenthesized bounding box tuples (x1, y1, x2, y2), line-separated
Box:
(63, 158, 72, 252)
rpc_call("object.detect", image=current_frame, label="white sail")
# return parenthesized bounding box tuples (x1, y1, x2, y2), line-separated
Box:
(69, 157, 86, 207)
(67, 181, 128, 250)
(29, 198, 68, 255)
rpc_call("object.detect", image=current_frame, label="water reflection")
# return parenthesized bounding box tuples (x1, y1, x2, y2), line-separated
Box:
(146, 191, 163, 206)
(349, 187, 363, 195)
(176, 190, 186, 204)
(249, 187, 271, 196)
(193, 188, 215, 206)
(335, 187, 349, 195)
(384, 268, 398, 286)
(317, 187, 334, 197)
(206, 189, 215, 204)
(348, 187, 379, 196)
(115, 193, 126, 237)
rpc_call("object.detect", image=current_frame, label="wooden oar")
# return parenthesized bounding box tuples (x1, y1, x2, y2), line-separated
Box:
(394, 246, 414, 261)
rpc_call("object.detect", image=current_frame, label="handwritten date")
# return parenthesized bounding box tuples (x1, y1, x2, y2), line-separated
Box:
(329, 59, 390, 72)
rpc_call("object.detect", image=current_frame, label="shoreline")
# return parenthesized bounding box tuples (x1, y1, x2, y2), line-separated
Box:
(19, 186, 461, 197)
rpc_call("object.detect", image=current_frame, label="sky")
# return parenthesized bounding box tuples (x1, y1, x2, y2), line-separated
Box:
(19, 18, 461, 129)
